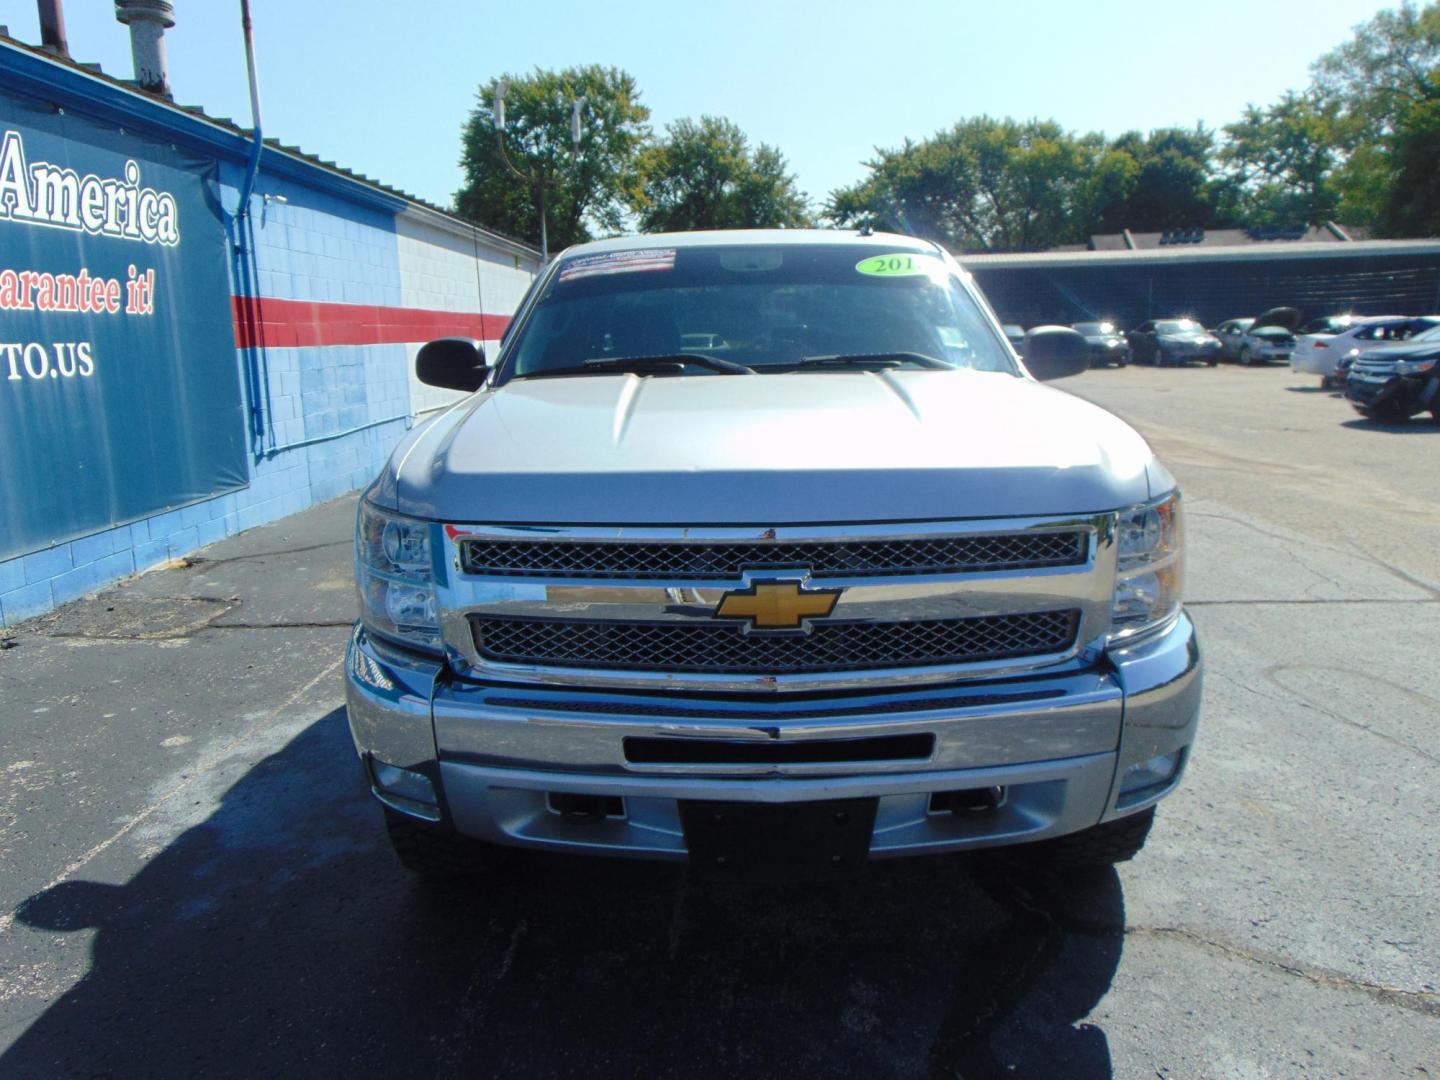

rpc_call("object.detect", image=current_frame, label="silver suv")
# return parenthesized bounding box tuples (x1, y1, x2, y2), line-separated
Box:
(345, 231, 1201, 880)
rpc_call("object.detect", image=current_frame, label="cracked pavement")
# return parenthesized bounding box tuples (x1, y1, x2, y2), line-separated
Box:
(0, 364, 1437, 1077)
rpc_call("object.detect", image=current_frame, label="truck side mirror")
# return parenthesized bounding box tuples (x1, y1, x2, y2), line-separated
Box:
(1022, 326, 1090, 381)
(417, 338, 488, 391)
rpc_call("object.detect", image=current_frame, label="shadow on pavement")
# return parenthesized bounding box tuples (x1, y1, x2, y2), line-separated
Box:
(5, 709, 1125, 1079)
(1340, 416, 1440, 434)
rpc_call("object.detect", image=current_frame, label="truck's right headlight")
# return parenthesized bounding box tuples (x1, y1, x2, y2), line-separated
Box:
(1108, 491, 1184, 644)
(356, 501, 442, 652)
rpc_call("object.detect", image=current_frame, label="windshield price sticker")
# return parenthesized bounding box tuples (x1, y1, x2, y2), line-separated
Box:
(855, 252, 940, 277)
(558, 248, 677, 283)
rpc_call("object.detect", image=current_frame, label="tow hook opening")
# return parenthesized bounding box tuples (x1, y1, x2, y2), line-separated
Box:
(368, 757, 442, 822)
(929, 786, 1008, 815)
(547, 792, 626, 820)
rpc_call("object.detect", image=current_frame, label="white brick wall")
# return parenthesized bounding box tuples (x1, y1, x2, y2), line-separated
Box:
(396, 212, 539, 414)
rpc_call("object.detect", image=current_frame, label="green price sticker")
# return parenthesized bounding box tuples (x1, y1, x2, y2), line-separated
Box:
(855, 252, 937, 277)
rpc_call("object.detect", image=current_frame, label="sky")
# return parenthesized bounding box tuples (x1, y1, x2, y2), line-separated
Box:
(4, 0, 1393, 216)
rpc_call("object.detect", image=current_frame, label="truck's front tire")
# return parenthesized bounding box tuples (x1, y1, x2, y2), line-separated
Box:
(383, 808, 504, 879)
(1021, 807, 1156, 866)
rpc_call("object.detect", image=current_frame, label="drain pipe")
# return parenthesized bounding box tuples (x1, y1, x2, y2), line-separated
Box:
(235, 0, 264, 229)
(232, 0, 271, 451)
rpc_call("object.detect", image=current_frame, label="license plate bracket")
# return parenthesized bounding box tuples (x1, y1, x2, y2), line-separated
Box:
(679, 797, 878, 881)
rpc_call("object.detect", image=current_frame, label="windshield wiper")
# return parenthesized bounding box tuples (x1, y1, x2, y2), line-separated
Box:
(517, 354, 754, 379)
(796, 352, 952, 370)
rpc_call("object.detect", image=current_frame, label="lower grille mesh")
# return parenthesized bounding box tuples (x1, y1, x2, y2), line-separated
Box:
(471, 610, 1080, 674)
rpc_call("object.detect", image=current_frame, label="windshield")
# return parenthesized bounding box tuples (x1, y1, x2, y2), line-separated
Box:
(1073, 322, 1114, 335)
(500, 244, 1015, 381)
(1155, 319, 1202, 334)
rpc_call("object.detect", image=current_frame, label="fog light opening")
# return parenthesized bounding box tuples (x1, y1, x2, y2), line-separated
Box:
(370, 758, 441, 821)
(1117, 749, 1184, 807)
(929, 786, 1007, 815)
(547, 792, 625, 820)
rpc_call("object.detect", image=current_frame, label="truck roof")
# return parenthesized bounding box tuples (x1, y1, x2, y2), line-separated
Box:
(560, 229, 942, 259)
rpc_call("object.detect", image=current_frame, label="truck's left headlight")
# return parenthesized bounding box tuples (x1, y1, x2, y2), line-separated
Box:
(356, 501, 441, 652)
(1108, 491, 1184, 644)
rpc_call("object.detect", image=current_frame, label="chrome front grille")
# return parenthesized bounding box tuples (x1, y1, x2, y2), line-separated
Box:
(440, 516, 1114, 692)
(458, 530, 1086, 580)
(470, 610, 1080, 674)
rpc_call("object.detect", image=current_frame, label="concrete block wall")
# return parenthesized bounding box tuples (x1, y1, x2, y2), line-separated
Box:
(396, 211, 536, 415)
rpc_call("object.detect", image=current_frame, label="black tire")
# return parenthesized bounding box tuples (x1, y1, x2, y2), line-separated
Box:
(1238, 346, 1253, 366)
(1206, 357, 1219, 367)
(1020, 807, 1156, 867)
(384, 808, 504, 879)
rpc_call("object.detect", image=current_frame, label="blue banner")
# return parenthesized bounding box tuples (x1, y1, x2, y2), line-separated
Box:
(0, 90, 246, 560)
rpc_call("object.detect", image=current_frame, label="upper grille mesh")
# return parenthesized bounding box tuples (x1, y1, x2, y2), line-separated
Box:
(459, 531, 1086, 580)
(471, 610, 1080, 674)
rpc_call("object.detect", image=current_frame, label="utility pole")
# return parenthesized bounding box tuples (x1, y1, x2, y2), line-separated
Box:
(492, 80, 587, 262)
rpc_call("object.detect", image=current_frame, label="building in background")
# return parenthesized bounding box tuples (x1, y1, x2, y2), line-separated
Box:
(964, 239, 1440, 333)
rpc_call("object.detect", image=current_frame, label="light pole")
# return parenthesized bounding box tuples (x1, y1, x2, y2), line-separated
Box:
(493, 81, 587, 262)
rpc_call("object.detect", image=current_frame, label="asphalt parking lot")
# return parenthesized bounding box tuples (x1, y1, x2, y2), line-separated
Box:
(1, 362, 1436, 1078)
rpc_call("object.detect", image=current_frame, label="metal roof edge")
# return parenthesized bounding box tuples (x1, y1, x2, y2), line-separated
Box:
(957, 238, 1440, 270)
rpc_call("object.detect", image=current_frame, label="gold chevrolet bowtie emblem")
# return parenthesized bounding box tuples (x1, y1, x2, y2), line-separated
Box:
(714, 581, 841, 630)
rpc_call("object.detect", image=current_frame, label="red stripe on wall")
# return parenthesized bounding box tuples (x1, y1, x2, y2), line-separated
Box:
(232, 296, 513, 349)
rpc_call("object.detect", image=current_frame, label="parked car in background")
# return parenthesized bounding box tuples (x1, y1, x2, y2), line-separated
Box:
(1072, 321, 1131, 367)
(1344, 325, 1440, 422)
(1212, 307, 1300, 366)
(1126, 319, 1223, 366)
(1002, 323, 1026, 356)
(1292, 315, 1440, 388)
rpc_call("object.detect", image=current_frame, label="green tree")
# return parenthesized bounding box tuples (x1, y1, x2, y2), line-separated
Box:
(632, 116, 811, 232)
(1310, 1, 1440, 230)
(825, 117, 1111, 251)
(1379, 86, 1440, 234)
(455, 66, 650, 251)
(1312, 1, 1440, 140)
(1221, 95, 1343, 225)
(1095, 127, 1221, 232)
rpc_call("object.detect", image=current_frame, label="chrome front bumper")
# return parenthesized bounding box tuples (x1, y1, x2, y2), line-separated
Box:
(344, 614, 1201, 860)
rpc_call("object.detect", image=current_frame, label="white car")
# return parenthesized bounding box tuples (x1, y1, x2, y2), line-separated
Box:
(1291, 315, 1440, 386)
(1213, 307, 1300, 366)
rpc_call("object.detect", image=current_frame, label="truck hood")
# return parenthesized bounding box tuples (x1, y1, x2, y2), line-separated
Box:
(379, 370, 1159, 524)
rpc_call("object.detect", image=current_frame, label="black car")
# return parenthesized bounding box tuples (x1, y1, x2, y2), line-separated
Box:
(1002, 323, 1026, 356)
(1344, 324, 1440, 422)
(1071, 321, 1130, 367)
(1126, 318, 1223, 366)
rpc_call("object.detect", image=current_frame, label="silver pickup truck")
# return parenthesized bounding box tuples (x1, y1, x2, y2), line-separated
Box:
(345, 230, 1201, 880)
